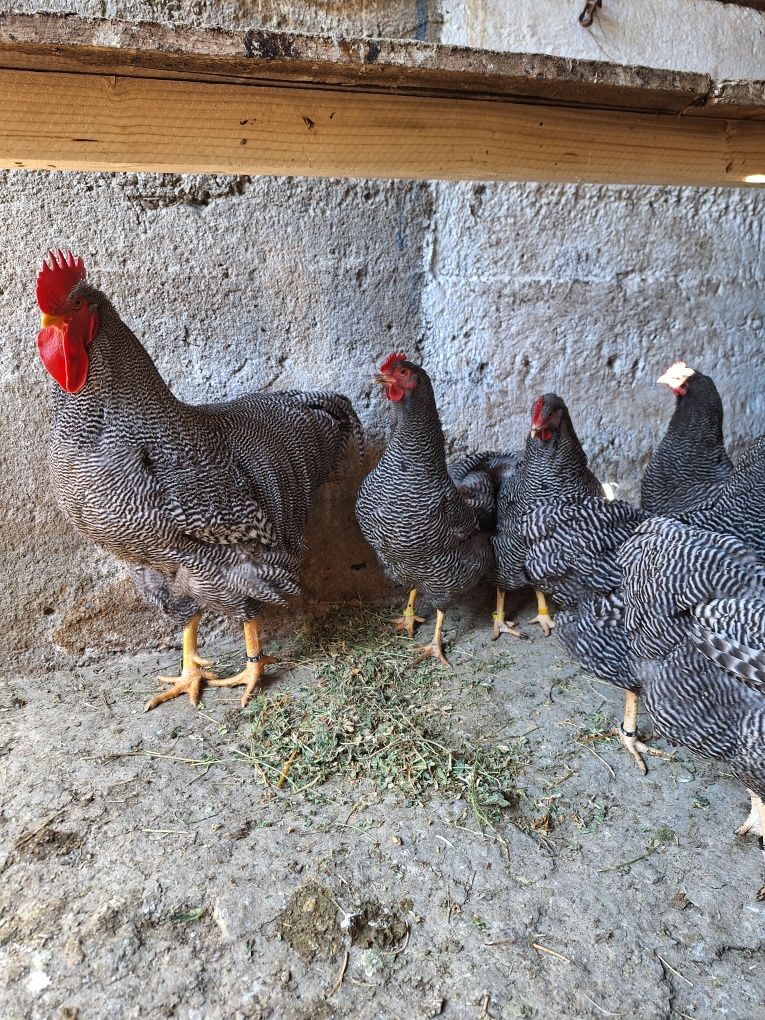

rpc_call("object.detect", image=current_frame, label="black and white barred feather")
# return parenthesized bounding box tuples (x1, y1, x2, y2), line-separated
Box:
(641, 371, 733, 515)
(49, 283, 362, 624)
(355, 361, 491, 610)
(448, 449, 524, 532)
(620, 516, 765, 797)
(685, 435, 765, 558)
(492, 394, 603, 593)
(521, 497, 648, 689)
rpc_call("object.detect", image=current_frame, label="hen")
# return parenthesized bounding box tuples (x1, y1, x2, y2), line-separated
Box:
(620, 516, 765, 897)
(641, 361, 733, 514)
(490, 394, 603, 639)
(684, 435, 765, 557)
(36, 251, 362, 711)
(355, 353, 491, 664)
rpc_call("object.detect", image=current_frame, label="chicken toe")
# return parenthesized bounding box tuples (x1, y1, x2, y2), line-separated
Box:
(145, 616, 219, 711)
(529, 590, 554, 636)
(735, 791, 764, 838)
(413, 609, 451, 667)
(207, 619, 276, 708)
(492, 589, 523, 641)
(392, 588, 426, 639)
(615, 690, 673, 774)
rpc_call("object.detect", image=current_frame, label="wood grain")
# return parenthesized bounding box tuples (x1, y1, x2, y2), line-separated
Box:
(1, 69, 764, 186)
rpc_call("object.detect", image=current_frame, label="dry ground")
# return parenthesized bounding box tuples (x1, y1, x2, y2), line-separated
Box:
(2, 593, 764, 1019)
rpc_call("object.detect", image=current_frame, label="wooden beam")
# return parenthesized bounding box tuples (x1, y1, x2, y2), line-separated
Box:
(1, 67, 763, 186)
(1, 12, 764, 122)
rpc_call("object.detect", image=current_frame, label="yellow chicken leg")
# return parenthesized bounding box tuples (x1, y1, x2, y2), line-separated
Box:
(413, 609, 450, 667)
(529, 590, 554, 636)
(616, 690, 673, 774)
(208, 619, 277, 708)
(492, 588, 522, 640)
(391, 588, 426, 639)
(145, 614, 219, 712)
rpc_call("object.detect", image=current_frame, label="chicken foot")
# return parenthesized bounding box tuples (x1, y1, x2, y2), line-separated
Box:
(735, 790, 764, 838)
(529, 590, 554, 636)
(413, 609, 450, 667)
(736, 793, 765, 901)
(391, 588, 426, 639)
(207, 619, 277, 709)
(492, 589, 523, 640)
(616, 690, 673, 775)
(145, 614, 219, 711)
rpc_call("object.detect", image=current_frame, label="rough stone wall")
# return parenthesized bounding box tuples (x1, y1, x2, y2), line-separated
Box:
(4, 1, 765, 665)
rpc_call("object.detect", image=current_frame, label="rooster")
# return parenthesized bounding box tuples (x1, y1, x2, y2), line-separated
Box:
(641, 361, 733, 515)
(355, 353, 491, 664)
(620, 517, 765, 898)
(36, 251, 362, 711)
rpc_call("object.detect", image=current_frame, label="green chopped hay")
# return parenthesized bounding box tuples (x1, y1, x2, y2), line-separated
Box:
(239, 605, 526, 826)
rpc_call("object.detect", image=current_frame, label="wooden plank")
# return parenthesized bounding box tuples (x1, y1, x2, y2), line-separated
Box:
(0, 11, 763, 121)
(1, 67, 764, 186)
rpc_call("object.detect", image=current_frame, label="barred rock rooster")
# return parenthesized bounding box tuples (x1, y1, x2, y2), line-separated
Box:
(355, 353, 491, 664)
(641, 361, 733, 515)
(620, 517, 765, 898)
(489, 394, 603, 639)
(36, 251, 361, 711)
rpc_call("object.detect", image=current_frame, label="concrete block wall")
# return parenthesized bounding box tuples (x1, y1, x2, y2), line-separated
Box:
(4, 1, 765, 665)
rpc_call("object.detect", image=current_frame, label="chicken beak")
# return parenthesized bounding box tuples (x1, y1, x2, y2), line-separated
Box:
(41, 312, 64, 329)
(374, 374, 390, 386)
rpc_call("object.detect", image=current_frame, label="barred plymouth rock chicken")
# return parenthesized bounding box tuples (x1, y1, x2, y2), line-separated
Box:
(355, 353, 491, 664)
(498, 393, 669, 772)
(641, 361, 733, 515)
(684, 435, 765, 558)
(36, 251, 361, 711)
(521, 423, 765, 775)
(489, 394, 603, 640)
(620, 516, 765, 898)
(522, 495, 664, 773)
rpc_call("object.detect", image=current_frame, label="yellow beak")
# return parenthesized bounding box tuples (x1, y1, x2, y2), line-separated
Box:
(40, 312, 64, 328)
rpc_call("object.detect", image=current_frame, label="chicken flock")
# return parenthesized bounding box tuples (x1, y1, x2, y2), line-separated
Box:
(36, 252, 765, 898)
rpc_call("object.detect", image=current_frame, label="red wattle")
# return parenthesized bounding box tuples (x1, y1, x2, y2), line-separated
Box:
(386, 384, 404, 402)
(37, 324, 89, 394)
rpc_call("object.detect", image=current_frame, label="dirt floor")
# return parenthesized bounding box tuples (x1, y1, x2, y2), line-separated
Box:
(2, 593, 764, 1020)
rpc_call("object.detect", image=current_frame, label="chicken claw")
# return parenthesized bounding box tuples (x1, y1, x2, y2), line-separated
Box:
(412, 609, 450, 667)
(392, 588, 425, 639)
(206, 619, 276, 708)
(144, 616, 219, 712)
(146, 658, 220, 711)
(530, 590, 554, 636)
(492, 589, 523, 641)
(392, 612, 426, 639)
(615, 690, 674, 774)
(736, 791, 764, 838)
(209, 652, 278, 708)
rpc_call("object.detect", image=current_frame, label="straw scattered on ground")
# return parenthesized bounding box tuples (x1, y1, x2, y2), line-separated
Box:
(236, 604, 528, 826)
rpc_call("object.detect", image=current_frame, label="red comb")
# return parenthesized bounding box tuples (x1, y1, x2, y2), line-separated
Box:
(379, 351, 407, 375)
(531, 396, 545, 428)
(36, 250, 87, 314)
